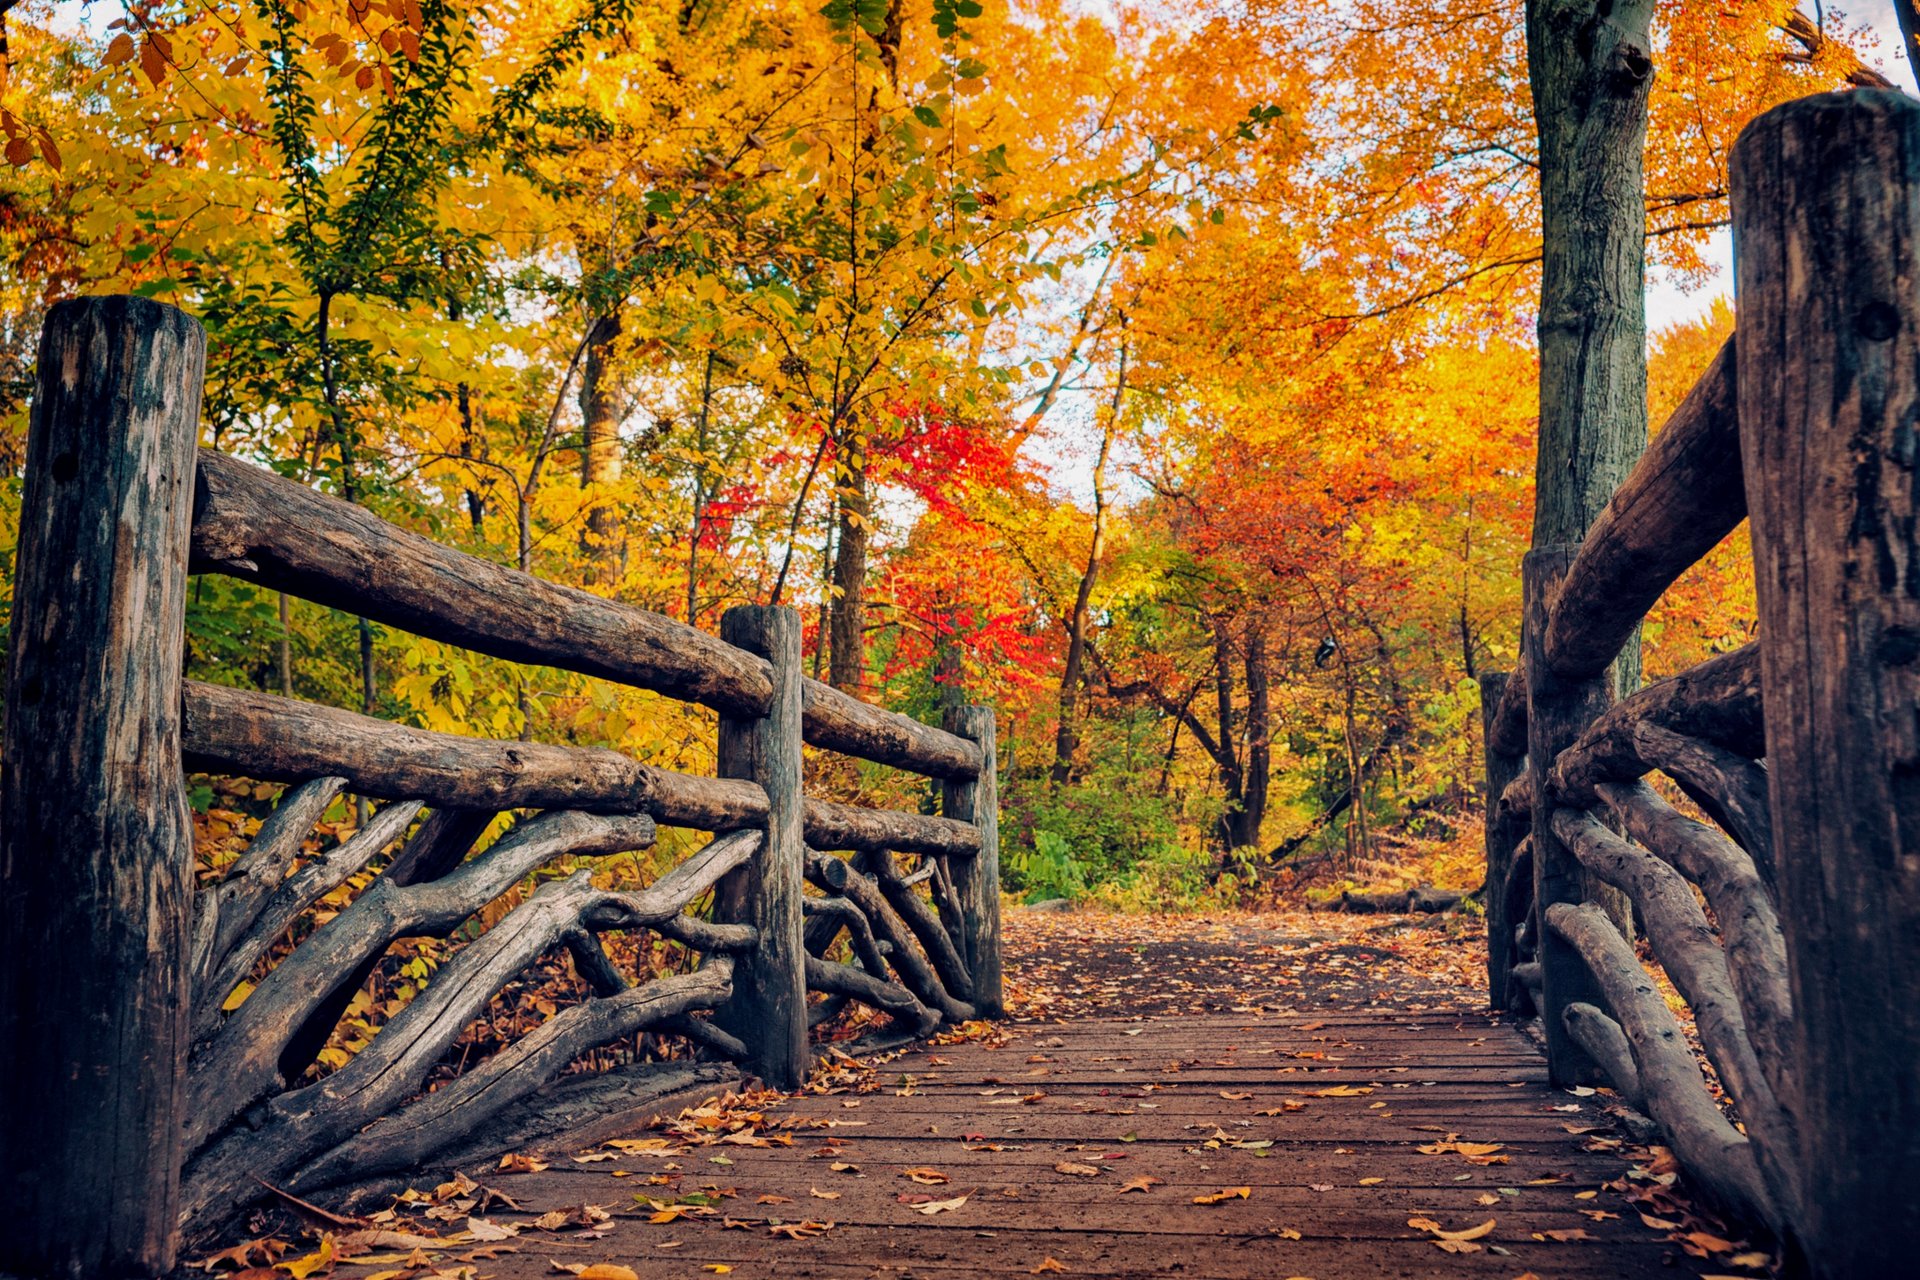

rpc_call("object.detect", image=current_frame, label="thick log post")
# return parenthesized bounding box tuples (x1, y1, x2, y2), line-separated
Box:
(1479, 672, 1526, 1010)
(0, 297, 204, 1278)
(942, 705, 1002, 1018)
(1522, 548, 1612, 1084)
(712, 605, 808, 1089)
(1732, 89, 1920, 1279)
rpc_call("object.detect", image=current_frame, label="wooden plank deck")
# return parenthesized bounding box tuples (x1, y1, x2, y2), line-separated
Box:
(316, 914, 1725, 1279)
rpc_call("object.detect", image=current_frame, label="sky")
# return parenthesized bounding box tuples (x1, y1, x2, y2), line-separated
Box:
(1648, 3, 1912, 330)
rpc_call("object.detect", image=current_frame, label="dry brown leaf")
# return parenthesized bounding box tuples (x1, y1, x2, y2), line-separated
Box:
(1054, 1162, 1102, 1177)
(1117, 1176, 1161, 1194)
(1192, 1186, 1252, 1205)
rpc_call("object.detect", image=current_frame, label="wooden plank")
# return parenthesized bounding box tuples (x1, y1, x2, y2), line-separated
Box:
(1732, 87, 1920, 1279)
(0, 297, 204, 1278)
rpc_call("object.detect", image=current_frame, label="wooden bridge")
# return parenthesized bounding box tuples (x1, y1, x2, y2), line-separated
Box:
(0, 90, 1915, 1280)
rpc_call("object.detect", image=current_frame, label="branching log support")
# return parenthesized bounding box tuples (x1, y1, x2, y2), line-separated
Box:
(1546, 902, 1775, 1228)
(0, 297, 204, 1279)
(1733, 89, 1920, 1278)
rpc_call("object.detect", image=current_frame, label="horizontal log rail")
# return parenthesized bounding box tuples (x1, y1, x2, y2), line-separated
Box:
(182, 681, 984, 858)
(1473, 91, 1920, 1278)
(191, 449, 981, 780)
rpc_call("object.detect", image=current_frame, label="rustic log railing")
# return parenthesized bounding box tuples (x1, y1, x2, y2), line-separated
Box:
(0, 300, 1002, 1275)
(1480, 91, 1919, 1279)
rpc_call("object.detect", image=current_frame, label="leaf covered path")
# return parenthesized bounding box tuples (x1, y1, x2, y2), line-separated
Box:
(291, 913, 1730, 1280)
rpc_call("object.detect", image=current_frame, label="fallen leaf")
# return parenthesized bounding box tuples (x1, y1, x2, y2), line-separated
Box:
(913, 1194, 971, 1215)
(904, 1167, 950, 1185)
(497, 1153, 549, 1174)
(809, 1188, 841, 1200)
(1118, 1176, 1161, 1194)
(1193, 1187, 1252, 1205)
(1032, 1260, 1068, 1275)
(1055, 1162, 1102, 1177)
(1218, 1091, 1253, 1101)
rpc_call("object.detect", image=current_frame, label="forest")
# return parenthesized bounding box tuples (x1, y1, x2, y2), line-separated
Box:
(1, 0, 1857, 908)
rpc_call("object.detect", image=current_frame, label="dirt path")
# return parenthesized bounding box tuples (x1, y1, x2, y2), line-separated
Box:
(272, 911, 1732, 1280)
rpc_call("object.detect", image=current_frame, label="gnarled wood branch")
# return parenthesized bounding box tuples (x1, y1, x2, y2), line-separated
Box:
(192, 800, 423, 1042)
(805, 957, 939, 1036)
(190, 776, 346, 987)
(1562, 1002, 1645, 1111)
(1551, 806, 1796, 1220)
(806, 851, 973, 1024)
(861, 850, 974, 1003)
(1545, 902, 1776, 1230)
(1596, 781, 1792, 1096)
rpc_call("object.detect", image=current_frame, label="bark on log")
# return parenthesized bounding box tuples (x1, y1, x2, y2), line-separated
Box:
(805, 852, 974, 1024)
(193, 799, 423, 1042)
(185, 812, 681, 1151)
(1598, 781, 1792, 1091)
(803, 896, 890, 978)
(1499, 772, 1532, 822)
(1502, 840, 1537, 1012)
(182, 681, 982, 855)
(1328, 886, 1464, 914)
(1622, 722, 1774, 885)
(191, 449, 980, 778)
(712, 606, 809, 1091)
(1551, 806, 1797, 1220)
(1546, 902, 1776, 1229)
(1523, 547, 1617, 1084)
(1562, 1002, 1646, 1111)
(805, 957, 940, 1036)
(1732, 91, 1920, 1275)
(285, 961, 737, 1195)
(863, 850, 975, 1003)
(1487, 661, 1529, 758)
(1481, 672, 1528, 1010)
(191, 776, 346, 988)
(0, 296, 204, 1280)
(1543, 338, 1745, 681)
(942, 705, 1003, 1016)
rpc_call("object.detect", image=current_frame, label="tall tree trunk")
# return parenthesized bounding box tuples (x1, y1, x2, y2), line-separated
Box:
(827, 429, 869, 693)
(1523, 0, 1654, 1080)
(1208, 621, 1245, 853)
(685, 352, 717, 626)
(578, 312, 624, 584)
(1051, 337, 1125, 785)
(1233, 627, 1271, 848)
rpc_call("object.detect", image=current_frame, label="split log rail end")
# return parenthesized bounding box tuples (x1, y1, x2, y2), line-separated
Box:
(0, 299, 1002, 1276)
(1479, 90, 1920, 1280)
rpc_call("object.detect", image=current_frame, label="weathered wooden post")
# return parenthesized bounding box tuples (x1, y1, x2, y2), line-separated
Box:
(1478, 671, 1526, 1010)
(1522, 550, 1612, 1084)
(713, 605, 808, 1089)
(942, 705, 1001, 1018)
(0, 297, 205, 1277)
(1732, 88, 1920, 1279)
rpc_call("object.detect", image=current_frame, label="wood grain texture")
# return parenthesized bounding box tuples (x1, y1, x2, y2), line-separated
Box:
(1732, 88, 1920, 1278)
(0, 296, 204, 1279)
(712, 606, 809, 1090)
(942, 705, 1003, 1017)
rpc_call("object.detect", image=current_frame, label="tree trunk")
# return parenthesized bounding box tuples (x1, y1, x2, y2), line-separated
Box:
(1052, 337, 1124, 785)
(0, 296, 204, 1278)
(828, 429, 869, 692)
(578, 312, 623, 584)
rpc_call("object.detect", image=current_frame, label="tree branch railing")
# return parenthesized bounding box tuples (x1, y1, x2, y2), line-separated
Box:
(0, 302, 1002, 1275)
(1476, 91, 1920, 1278)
